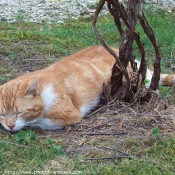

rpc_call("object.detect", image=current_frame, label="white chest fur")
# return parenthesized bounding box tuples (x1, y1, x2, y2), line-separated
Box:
(36, 117, 63, 130)
(34, 84, 63, 130)
(41, 83, 58, 114)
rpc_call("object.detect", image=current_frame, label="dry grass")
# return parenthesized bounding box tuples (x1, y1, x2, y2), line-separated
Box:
(33, 93, 175, 160)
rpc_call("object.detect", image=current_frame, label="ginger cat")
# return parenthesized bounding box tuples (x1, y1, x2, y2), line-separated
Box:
(0, 46, 174, 132)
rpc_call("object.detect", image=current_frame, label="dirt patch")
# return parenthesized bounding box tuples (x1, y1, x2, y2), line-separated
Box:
(33, 101, 175, 159)
(0, 51, 58, 85)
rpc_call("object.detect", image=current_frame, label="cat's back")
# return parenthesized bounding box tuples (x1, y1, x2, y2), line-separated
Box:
(0, 46, 118, 120)
(51, 45, 117, 78)
(1, 46, 117, 94)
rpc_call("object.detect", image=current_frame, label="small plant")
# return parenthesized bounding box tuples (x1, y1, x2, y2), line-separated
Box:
(152, 127, 162, 140)
(16, 8, 26, 22)
(8, 51, 15, 59)
(13, 130, 38, 144)
(152, 127, 160, 136)
(88, 0, 103, 9)
(47, 137, 56, 144)
(52, 145, 65, 156)
(143, 79, 151, 87)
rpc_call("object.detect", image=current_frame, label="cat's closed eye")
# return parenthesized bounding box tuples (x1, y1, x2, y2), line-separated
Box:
(16, 112, 24, 118)
(0, 112, 24, 118)
(0, 114, 5, 118)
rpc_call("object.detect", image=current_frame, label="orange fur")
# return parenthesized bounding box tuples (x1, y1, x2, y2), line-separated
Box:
(0, 45, 174, 132)
(159, 74, 175, 86)
(0, 46, 118, 132)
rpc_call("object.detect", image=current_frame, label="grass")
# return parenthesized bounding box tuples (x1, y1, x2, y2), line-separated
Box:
(135, 6, 175, 72)
(0, 130, 65, 172)
(0, 129, 175, 174)
(0, 5, 175, 175)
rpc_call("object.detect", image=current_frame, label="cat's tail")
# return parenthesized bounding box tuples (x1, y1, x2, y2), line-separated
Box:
(145, 70, 175, 87)
(159, 74, 175, 86)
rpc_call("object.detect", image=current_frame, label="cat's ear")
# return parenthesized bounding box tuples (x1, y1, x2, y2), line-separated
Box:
(25, 77, 39, 97)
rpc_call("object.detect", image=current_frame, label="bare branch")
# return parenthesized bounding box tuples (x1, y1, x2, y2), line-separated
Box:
(87, 132, 128, 136)
(85, 155, 133, 160)
(113, 0, 147, 86)
(92, 0, 131, 101)
(93, 0, 161, 103)
(138, 12, 161, 91)
(107, 0, 123, 35)
(97, 146, 135, 158)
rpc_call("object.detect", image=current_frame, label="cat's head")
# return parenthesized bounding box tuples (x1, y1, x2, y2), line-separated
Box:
(0, 77, 44, 132)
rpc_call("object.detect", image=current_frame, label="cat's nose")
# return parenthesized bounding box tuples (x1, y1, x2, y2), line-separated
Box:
(7, 124, 15, 130)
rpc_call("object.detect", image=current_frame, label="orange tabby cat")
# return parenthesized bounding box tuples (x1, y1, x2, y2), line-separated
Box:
(0, 46, 174, 132)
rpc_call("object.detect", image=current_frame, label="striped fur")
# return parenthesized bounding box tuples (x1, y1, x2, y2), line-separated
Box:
(0, 46, 174, 132)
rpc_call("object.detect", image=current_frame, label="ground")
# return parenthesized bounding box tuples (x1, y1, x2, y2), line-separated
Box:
(0, 8, 175, 174)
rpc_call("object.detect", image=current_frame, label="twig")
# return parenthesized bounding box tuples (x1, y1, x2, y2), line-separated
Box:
(85, 106, 105, 118)
(66, 126, 72, 133)
(107, 1, 123, 35)
(23, 45, 29, 54)
(120, 102, 137, 115)
(97, 146, 135, 159)
(87, 132, 128, 136)
(138, 11, 161, 91)
(24, 59, 45, 61)
(170, 44, 175, 67)
(165, 85, 175, 98)
(86, 97, 118, 118)
(137, 113, 162, 117)
(85, 155, 132, 160)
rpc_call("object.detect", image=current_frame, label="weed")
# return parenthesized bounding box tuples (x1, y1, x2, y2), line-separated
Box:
(47, 137, 56, 144)
(8, 51, 15, 60)
(152, 127, 160, 136)
(143, 79, 151, 87)
(52, 145, 65, 156)
(88, 0, 103, 9)
(16, 8, 27, 22)
(13, 130, 38, 144)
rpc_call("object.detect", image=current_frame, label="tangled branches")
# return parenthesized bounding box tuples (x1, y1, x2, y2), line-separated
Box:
(92, 0, 162, 102)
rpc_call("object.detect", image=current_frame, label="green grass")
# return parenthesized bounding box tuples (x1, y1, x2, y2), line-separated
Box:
(0, 16, 119, 58)
(0, 130, 65, 172)
(0, 129, 175, 174)
(135, 6, 175, 73)
(74, 137, 175, 175)
(0, 5, 175, 175)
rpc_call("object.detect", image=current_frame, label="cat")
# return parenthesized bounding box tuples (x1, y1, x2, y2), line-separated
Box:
(0, 46, 174, 132)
